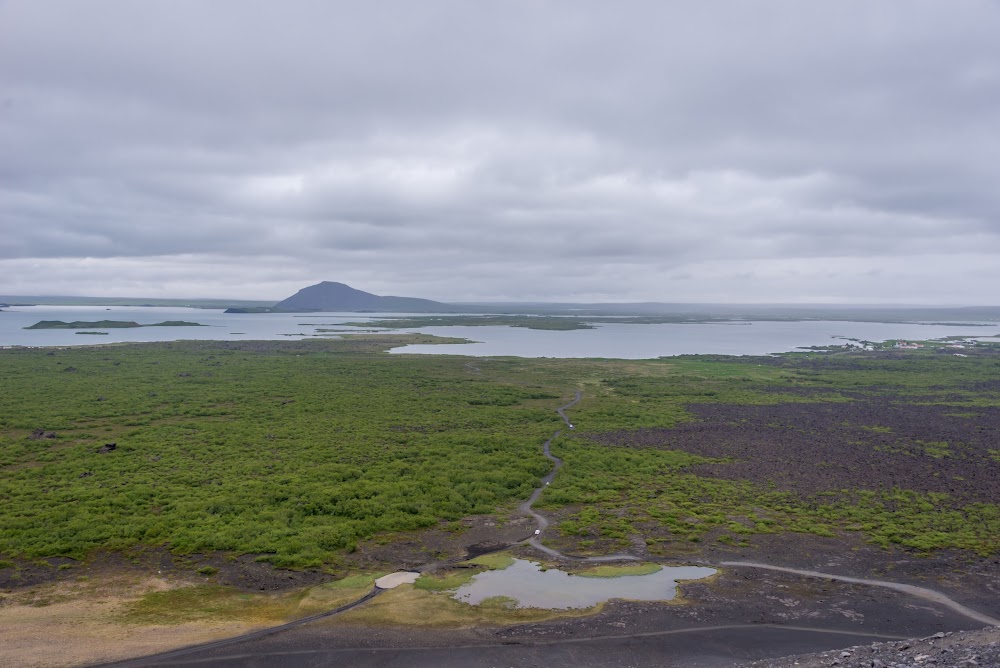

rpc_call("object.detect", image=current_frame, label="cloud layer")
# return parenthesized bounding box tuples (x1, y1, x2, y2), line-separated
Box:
(2, 0, 999, 302)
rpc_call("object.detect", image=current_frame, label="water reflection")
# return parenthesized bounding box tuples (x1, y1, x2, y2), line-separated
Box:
(452, 559, 716, 609)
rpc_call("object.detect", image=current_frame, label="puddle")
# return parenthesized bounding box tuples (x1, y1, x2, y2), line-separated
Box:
(451, 559, 716, 609)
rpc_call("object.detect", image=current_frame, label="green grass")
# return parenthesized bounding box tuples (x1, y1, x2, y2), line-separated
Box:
(120, 578, 374, 625)
(0, 341, 562, 567)
(542, 447, 1000, 555)
(918, 441, 953, 458)
(2, 340, 1000, 569)
(465, 552, 515, 570)
(575, 563, 662, 577)
(123, 585, 282, 624)
(413, 571, 479, 591)
(327, 573, 378, 589)
(533, 352, 1000, 556)
(416, 551, 516, 591)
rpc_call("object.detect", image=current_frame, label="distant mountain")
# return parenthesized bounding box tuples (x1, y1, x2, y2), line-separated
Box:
(268, 281, 447, 313)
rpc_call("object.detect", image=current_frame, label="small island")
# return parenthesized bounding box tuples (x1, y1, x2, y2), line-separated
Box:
(223, 307, 277, 314)
(24, 320, 205, 330)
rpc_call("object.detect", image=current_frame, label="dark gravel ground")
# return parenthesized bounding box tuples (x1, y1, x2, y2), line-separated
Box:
(130, 627, 904, 668)
(112, 566, 989, 667)
(0, 548, 334, 593)
(589, 400, 1000, 503)
(737, 627, 1000, 668)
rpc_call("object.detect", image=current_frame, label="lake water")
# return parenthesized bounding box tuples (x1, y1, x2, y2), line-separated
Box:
(393, 320, 996, 357)
(451, 559, 717, 609)
(0, 305, 390, 347)
(1, 305, 995, 358)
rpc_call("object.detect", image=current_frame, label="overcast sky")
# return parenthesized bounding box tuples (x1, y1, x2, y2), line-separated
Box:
(2, 1, 999, 303)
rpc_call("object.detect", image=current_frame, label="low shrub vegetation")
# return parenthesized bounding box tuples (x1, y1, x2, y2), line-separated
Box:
(2, 340, 999, 570)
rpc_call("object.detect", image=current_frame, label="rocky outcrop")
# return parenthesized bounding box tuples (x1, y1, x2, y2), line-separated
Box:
(738, 628, 1000, 668)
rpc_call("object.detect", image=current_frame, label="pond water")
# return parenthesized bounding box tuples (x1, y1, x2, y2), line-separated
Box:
(451, 559, 717, 609)
(1, 305, 995, 358)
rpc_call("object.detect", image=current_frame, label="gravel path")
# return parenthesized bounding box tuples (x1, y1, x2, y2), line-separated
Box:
(519, 391, 639, 562)
(721, 562, 1000, 628)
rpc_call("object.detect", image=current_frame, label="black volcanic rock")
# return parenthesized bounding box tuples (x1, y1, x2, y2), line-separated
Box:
(272, 281, 445, 313)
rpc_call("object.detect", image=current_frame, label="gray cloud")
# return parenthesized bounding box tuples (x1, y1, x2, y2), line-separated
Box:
(2, 0, 999, 303)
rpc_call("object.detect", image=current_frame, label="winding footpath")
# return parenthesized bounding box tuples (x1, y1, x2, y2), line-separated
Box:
(720, 561, 1000, 627)
(519, 391, 639, 562)
(521, 392, 1000, 627)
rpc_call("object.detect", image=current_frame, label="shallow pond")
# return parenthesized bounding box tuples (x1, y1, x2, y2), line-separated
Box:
(451, 559, 717, 609)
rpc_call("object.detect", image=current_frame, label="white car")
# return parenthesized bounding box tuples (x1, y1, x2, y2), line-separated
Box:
(534, 529, 541, 535)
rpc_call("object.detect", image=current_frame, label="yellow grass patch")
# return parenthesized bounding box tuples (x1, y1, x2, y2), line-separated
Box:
(0, 574, 372, 668)
(329, 584, 601, 628)
(574, 562, 663, 578)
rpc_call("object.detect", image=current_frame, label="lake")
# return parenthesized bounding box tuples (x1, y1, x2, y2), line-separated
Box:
(0, 305, 995, 358)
